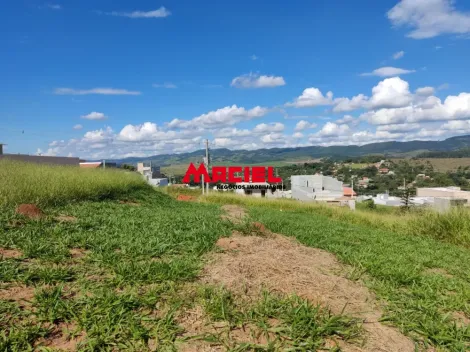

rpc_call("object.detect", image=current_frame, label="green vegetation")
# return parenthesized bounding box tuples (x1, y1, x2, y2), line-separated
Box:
(0, 160, 148, 208)
(2, 162, 470, 351)
(205, 193, 470, 249)
(203, 193, 470, 351)
(0, 163, 360, 351)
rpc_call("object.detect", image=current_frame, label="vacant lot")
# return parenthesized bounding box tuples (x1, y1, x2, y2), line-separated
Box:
(395, 158, 470, 172)
(1, 164, 469, 351)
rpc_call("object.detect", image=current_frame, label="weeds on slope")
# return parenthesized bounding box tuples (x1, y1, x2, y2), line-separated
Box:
(0, 160, 149, 208)
(246, 206, 470, 351)
(0, 190, 360, 351)
(204, 193, 470, 247)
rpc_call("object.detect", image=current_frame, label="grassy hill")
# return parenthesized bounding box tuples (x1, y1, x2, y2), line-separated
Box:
(1, 162, 470, 350)
(113, 135, 470, 167)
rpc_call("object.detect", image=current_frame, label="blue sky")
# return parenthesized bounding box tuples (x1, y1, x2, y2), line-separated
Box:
(1, 0, 470, 159)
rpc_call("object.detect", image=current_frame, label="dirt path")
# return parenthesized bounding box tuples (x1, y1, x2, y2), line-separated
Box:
(200, 204, 415, 352)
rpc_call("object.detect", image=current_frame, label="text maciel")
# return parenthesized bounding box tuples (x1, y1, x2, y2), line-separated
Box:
(182, 163, 282, 184)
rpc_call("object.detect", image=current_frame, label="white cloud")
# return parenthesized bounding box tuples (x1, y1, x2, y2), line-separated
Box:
(361, 92, 470, 125)
(73, 124, 83, 130)
(293, 132, 304, 139)
(107, 6, 170, 18)
(153, 83, 177, 89)
(54, 88, 141, 95)
(261, 133, 284, 144)
(361, 66, 416, 77)
(317, 122, 350, 137)
(333, 94, 368, 112)
(287, 88, 334, 108)
(167, 105, 268, 129)
(231, 73, 285, 88)
(376, 123, 421, 132)
(250, 54, 258, 61)
(368, 77, 413, 109)
(81, 112, 107, 120)
(392, 50, 405, 59)
(415, 86, 435, 96)
(294, 120, 317, 131)
(335, 115, 359, 126)
(253, 122, 285, 133)
(387, 0, 470, 39)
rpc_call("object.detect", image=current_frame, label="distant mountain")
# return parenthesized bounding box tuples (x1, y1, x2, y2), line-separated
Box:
(111, 135, 470, 166)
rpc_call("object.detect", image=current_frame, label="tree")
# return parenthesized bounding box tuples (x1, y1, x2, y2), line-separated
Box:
(400, 187, 415, 211)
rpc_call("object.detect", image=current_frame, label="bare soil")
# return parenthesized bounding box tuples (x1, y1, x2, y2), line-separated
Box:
(424, 268, 454, 278)
(56, 215, 78, 223)
(0, 285, 35, 307)
(69, 248, 89, 259)
(0, 247, 23, 259)
(16, 204, 44, 219)
(37, 322, 85, 351)
(452, 311, 470, 328)
(220, 205, 246, 224)
(200, 204, 415, 352)
(177, 195, 197, 202)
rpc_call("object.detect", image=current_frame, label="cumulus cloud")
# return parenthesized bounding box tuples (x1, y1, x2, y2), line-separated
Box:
(106, 6, 170, 18)
(167, 105, 268, 129)
(387, 0, 470, 39)
(368, 77, 413, 109)
(415, 86, 435, 96)
(231, 73, 286, 88)
(333, 94, 368, 112)
(335, 115, 359, 126)
(55, 88, 141, 95)
(361, 93, 470, 125)
(392, 50, 405, 59)
(360, 66, 416, 77)
(376, 123, 421, 132)
(253, 123, 285, 133)
(73, 124, 83, 130)
(81, 112, 107, 120)
(287, 88, 334, 108)
(294, 120, 317, 131)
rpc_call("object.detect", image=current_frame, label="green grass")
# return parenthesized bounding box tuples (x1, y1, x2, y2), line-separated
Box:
(1, 182, 359, 351)
(2, 162, 470, 350)
(202, 193, 470, 351)
(0, 160, 149, 208)
(203, 193, 470, 248)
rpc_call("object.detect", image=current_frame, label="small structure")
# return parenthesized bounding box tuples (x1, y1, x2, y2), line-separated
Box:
(79, 161, 116, 169)
(0, 153, 79, 166)
(291, 175, 344, 202)
(235, 182, 271, 198)
(416, 187, 470, 201)
(379, 168, 389, 174)
(343, 187, 357, 198)
(148, 178, 168, 187)
(137, 162, 161, 179)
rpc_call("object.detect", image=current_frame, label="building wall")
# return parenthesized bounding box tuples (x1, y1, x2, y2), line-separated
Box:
(417, 187, 470, 201)
(291, 175, 343, 202)
(0, 154, 79, 166)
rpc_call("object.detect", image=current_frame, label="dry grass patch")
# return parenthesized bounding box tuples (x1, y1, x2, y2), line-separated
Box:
(0, 247, 23, 259)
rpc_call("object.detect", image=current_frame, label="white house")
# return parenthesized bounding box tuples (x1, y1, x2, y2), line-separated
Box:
(291, 175, 344, 202)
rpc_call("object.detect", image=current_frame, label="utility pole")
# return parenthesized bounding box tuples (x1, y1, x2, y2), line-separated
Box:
(103, 159, 106, 170)
(205, 139, 210, 194)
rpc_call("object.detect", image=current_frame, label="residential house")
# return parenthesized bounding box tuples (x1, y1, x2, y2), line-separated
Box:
(291, 175, 344, 202)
